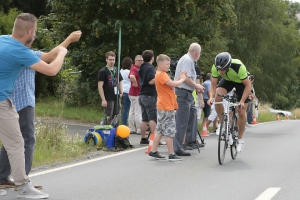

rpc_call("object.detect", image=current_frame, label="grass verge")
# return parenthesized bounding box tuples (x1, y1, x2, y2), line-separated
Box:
(35, 97, 103, 124)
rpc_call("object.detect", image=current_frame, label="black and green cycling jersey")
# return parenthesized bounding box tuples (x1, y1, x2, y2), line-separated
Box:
(211, 59, 248, 83)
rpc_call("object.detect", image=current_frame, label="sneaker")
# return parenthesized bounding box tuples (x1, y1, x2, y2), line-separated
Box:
(159, 141, 166, 146)
(140, 138, 149, 145)
(15, 184, 43, 191)
(216, 124, 221, 136)
(237, 140, 244, 152)
(0, 190, 6, 196)
(17, 182, 49, 199)
(185, 145, 193, 150)
(148, 151, 166, 160)
(0, 179, 15, 189)
(246, 122, 253, 127)
(169, 154, 183, 162)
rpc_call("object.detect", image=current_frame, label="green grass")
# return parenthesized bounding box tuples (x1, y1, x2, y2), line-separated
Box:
(33, 121, 96, 167)
(36, 97, 103, 124)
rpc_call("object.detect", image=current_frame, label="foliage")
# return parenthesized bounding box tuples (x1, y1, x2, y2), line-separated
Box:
(0, 8, 20, 34)
(45, 0, 235, 106)
(224, 0, 300, 109)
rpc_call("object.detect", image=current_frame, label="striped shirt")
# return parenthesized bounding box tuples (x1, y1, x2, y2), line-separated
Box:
(10, 51, 42, 111)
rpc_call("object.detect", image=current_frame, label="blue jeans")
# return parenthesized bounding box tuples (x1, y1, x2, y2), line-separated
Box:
(0, 106, 34, 183)
(122, 93, 131, 125)
(247, 103, 253, 124)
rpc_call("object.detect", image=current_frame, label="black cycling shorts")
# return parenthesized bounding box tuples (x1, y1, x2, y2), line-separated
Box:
(217, 79, 249, 103)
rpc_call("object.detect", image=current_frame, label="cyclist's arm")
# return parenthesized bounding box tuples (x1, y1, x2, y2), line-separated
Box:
(240, 78, 252, 103)
(209, 77, 218, 100)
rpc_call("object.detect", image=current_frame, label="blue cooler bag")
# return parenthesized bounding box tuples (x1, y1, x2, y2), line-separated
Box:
(93, 126, 116, 148)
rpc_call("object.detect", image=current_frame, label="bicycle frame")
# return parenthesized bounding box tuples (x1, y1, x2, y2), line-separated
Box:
(214, 89, 239, 165)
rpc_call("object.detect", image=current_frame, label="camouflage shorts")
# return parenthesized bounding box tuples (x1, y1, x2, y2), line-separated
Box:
(156, 110, 176, 138)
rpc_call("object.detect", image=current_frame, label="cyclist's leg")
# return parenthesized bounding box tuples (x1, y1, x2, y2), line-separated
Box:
(234, 83, 250, 139)
(215, 79, 233, 121)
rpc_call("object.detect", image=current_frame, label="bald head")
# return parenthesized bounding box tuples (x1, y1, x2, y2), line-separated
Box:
(188, 43, 201, 61)
(13, 13, 37, 37)
(188, 43, 201, 53)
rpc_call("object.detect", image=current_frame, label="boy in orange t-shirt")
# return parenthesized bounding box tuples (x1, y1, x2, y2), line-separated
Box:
(148, 54, 187, 161)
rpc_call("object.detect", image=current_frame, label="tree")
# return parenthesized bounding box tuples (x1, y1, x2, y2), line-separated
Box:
(225, 0, 300, 109)
(46, 0, 237, 106)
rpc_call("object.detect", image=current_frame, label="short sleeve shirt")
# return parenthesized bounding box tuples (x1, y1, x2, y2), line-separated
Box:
(202, 80, 211, 100)
(0, 35, 40, 101)
(155, 71, 178, 110)
(98, 66, 123, 101)
(10, 51, 42, 111)
(211, 59, 248, 83)
(139, 63, 157, 96)
(128, 64, 141, 96)
(174, 53, 196, 91)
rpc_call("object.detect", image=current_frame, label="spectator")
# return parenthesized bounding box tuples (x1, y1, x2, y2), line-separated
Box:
(173, 43, 204, 156)
(246, 75, 258, 126)
(0, 13, 68, 199)
(128, 55, 143, 134)
(98, 51, 123, 123)
(148, 54, 186, 161)
(0, 31, 81, 191)
(202, 73, 212, 125)
(120, 57, 133, 125)
(138, 50, 156, 145)
(194, 62, 204, 120)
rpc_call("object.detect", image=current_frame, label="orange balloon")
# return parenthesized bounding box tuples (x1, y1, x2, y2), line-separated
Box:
(116, 125, 130, 138)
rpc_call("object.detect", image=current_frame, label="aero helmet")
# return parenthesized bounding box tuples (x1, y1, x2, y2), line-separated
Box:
(215, 52, 232, 70)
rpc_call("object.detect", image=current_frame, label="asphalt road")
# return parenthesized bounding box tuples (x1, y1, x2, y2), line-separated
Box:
(2, 120, 300, 200)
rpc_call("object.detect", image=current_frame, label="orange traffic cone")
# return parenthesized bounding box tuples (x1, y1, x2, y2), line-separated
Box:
(286, 114, 289, 120)
(276, 114, 280, 121)
(201, 122, 209, 137)
(145, 133, 154, 154)
(252, 115, 258, 125)
(294, 116, 297, 120)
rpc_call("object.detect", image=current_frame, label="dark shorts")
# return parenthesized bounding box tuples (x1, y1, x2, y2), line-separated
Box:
(217, 79, 249, 103)
(202, 100, 211, 117)
(138, 95, 157, 122)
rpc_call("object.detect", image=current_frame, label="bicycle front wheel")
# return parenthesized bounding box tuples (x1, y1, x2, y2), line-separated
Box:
(218, 114, 228, 165)
(230, 115, 238, 160)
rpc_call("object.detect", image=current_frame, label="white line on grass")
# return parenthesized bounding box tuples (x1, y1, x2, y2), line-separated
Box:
(29, 147, 148, 178)
(255, 187, 281, 200)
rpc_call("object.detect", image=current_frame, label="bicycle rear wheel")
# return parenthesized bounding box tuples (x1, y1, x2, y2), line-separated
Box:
(230, 115, 238, 160)
(218, 114, 228, 165)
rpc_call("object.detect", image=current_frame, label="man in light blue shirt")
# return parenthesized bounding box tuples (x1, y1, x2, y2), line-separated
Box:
(0, 31, 81, 192)
(0, 13, 76, 199)
(173, 43, 204, 156)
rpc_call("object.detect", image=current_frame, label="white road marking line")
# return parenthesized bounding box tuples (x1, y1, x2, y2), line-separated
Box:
(255, 187, 281, 200)
(29, 147, 148, 177)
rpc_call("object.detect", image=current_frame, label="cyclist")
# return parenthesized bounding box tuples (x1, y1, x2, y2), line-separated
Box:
(208, 52, 252, 152)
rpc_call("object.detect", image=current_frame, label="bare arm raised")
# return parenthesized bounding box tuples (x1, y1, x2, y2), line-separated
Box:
(41, 30, 82, 63)
(30, 46, 68, 76)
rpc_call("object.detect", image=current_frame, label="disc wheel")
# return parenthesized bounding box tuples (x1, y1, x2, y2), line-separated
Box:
(218, 115, 228, 165)
(230, 116, 238, 160)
